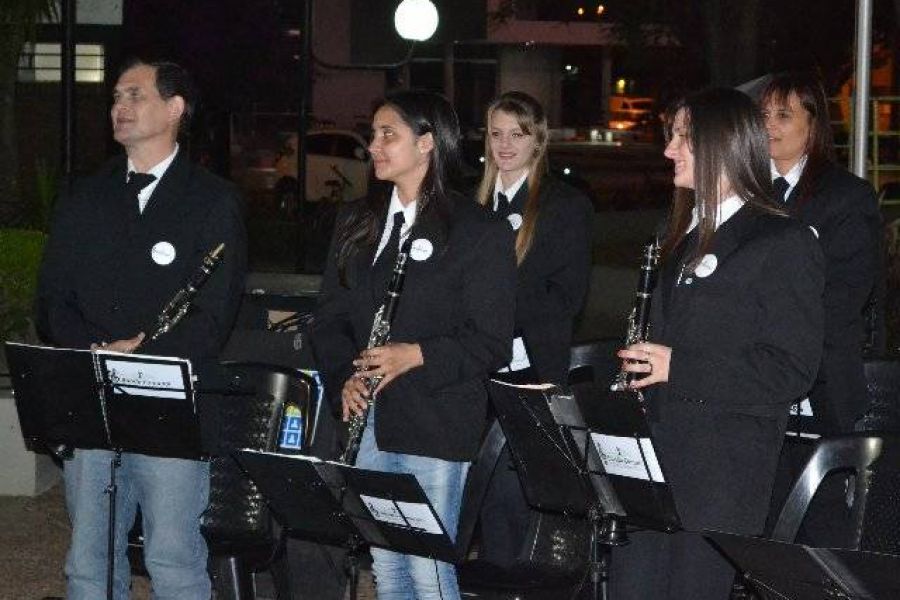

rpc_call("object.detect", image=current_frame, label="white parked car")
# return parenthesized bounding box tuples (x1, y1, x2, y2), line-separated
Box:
(273, 130, 370, 212)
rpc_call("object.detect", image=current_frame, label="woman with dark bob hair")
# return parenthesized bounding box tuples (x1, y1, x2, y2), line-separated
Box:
(612, 87, 825, 598)
(759, 71, 880, 436)
(311, 90, 516, 599)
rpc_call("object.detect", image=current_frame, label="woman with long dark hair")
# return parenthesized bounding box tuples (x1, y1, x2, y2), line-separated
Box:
(311, 91, 516, 599)
(612, 87, 825, 599)
(473, 90, 593, 568)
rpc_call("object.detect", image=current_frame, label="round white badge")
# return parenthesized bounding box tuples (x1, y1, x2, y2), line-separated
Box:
(694, 253, 718, 278)
(409, 238, 433, 262)
(507, 213, 523, 231)
(151, 241, 176, 266)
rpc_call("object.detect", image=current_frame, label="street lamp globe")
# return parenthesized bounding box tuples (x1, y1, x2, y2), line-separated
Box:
(394, 0, 439, 42)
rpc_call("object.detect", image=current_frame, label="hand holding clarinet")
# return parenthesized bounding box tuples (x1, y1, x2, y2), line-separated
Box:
(613, 238, 672, 389)
(90, 243, 226, 353)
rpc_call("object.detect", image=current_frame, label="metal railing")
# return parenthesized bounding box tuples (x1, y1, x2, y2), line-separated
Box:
(871, 96, 900, 204)
(839, 95, 900, 206)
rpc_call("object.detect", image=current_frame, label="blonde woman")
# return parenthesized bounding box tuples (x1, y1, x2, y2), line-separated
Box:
(475, 91, 593, 570)
(476, 90, 593, 385)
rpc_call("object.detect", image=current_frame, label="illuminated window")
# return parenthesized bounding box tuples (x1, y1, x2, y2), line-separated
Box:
(17, 43, 105, 83)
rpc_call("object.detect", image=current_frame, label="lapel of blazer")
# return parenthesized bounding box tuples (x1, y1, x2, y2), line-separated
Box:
(509, 181, 528, 213)
(140, 148, 192, 221)
(101, 156, 141, 241)
(703, 203, 757, 269)
(403, 201, 449, 278)
(663, 205, 759, 320)
(364, 213, 385, 306)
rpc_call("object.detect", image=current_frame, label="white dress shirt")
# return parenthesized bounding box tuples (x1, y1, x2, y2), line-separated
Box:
(127, 143, 179, 213)
(373, 186, 417, 264)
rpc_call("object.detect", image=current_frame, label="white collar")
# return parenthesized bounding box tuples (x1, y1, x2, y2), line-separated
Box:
(127, 143, 179, 182)
(688, 194, 745, 232)
(494, 171, 528, 208)
(770, 155, 806, 188)
(388, 186, 417, 235)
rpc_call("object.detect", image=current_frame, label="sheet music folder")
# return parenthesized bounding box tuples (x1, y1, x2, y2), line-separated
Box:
(234, 449, 459, 564)
(6, 341, 202, 460)
(489, 380, 680, 532)
(708, 531, 900, 600)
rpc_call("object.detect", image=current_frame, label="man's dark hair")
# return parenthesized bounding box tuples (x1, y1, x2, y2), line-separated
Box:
(118, 57, 199, 136)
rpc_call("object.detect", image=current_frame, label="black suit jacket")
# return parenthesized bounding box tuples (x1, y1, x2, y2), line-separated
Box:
(647, 206, 824, 533)
(493, 178, 593, 384)
(37, 150, 247, 364)
(311, 193, 516, 461)
(786, 164, 880, 433)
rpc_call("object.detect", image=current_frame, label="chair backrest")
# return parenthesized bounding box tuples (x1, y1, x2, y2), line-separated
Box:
(772, 434, 900, 553)
(201, 362, 316, 547)
(455, 420, 507, 562)
(567, 338, 620, 387)
(856, 359, 900, 433)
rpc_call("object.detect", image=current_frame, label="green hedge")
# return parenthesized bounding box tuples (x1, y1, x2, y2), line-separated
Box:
(0, 229, 46, 341)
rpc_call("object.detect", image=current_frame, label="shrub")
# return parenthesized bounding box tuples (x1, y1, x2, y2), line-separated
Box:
(0, 228, 46, 342)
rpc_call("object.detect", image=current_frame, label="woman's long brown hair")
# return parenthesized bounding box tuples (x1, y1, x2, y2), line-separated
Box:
(661, 88, 785, 267)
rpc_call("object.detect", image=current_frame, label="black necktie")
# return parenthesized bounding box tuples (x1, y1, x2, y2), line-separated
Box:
(372, 212, 406, 294)
(773, 177, 790, 204)
(125, 171, 157, 208)
(495, 191, 511, 219)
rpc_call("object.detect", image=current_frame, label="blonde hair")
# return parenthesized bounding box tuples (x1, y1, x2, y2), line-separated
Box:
(476, 91, 549, 264)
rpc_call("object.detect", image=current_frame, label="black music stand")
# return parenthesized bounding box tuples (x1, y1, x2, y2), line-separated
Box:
(708, 532, 900, 600)
(234, 450, 459, 600)
(488, 380, 680, 600)
(7, 342, 202, 600)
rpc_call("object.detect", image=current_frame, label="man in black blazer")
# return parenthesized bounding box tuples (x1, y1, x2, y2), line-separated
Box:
(37, 59, 246, 599)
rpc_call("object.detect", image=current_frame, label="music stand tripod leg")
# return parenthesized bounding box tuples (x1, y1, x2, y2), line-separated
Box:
(345, 534, 363, 600)
(105, 450, 123, 600)
(586, 505, 629, 600)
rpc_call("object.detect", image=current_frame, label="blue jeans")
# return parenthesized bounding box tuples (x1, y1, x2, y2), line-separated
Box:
(64, 448, 210, 600)
(356, 410, 470, 600)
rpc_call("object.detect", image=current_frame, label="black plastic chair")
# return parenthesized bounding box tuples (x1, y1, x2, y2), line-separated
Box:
(457, 419, 590, 590)
(202, 361, 319, 600)
(771, 433, 900, 555)
(567, 338, 620, 387)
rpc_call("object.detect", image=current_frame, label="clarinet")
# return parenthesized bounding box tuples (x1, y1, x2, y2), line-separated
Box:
(339, 238, 413, 465)
(610, 238, 661, 391)
(144, 243, 226, 342)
